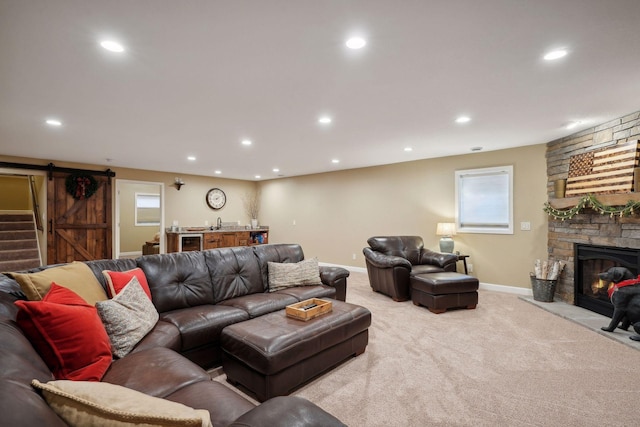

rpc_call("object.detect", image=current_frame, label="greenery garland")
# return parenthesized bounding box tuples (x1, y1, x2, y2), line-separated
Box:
(65, 173, 98, 200)
(543, 194, 640, 220)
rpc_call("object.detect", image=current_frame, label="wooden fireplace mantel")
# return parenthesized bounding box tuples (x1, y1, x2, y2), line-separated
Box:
(548, 193, 640, 209)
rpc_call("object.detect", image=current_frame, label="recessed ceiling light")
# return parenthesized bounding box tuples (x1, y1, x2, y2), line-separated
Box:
(345, 37, 366, 49)
(544, 49, 568, 61)
(241, 139, 252, 146)
(566, 120, 583, 130)
(187, 156, 196, 161)
(45, 119, 62, 126)
(214, 170, 222, 175)
(255, 175, 261, 179)
(471, 146, 483, 152)
(404, 147, 413, 152)
(331, 159, 340, 164)
(100, 40, 125, 53)
(455, 116, 471, 124)
(272, 168, 280, 173)
(318, 116, 332, 124)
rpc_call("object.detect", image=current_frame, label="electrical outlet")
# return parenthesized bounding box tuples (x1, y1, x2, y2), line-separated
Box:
(293, 219, 296, 226)
(520, 221, 531, 231)
(352, 253, 356, 260)
(467, 264, 473, 273)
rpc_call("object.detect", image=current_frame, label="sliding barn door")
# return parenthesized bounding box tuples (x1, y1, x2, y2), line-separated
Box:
(47, 172, 112, 264)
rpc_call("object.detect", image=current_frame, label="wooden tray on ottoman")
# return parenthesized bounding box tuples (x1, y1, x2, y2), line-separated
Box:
(286, 298, 332, 321)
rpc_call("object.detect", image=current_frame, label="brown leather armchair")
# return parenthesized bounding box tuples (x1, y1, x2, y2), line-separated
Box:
(363, 236, 458, 301)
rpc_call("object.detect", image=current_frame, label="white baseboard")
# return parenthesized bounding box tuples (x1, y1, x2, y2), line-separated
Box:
(319, 262, 367, 274)
(319, 262, 532, 296)
(119, 251, 142, 257)
(479, 282, 532, 296)
(345, 266, 367, 274)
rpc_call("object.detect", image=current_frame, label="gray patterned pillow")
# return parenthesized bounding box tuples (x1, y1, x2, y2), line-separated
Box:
(96, 276, 158, 358)
(268, 258, 322, 292)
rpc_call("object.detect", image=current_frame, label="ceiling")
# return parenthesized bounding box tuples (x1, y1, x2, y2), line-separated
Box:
(2, 0, 640, 181)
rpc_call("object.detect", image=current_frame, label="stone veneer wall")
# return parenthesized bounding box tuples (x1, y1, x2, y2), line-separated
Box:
(546, 109, 640, 303)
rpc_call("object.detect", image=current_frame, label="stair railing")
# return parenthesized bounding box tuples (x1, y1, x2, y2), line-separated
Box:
(29, 175, 43, 231)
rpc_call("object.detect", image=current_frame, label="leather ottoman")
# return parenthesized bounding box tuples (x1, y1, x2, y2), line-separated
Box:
(221, 300, 371, 402)
(410, 272, 479, 313)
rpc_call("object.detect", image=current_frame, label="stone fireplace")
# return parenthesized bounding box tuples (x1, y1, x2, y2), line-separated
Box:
(546, 110, 640, 310)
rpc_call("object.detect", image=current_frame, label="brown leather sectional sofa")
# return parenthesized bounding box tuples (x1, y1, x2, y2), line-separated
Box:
(0, 243, 349, 426)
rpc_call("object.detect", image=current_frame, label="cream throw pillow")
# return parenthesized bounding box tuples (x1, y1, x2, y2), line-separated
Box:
(32, 379, 212, 427)
(96, 277, 159, 358)
(12, 261, 108, 305)
(268, 258, 322, 292)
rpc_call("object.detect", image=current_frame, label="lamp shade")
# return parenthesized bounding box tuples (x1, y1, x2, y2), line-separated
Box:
(436, 222, 456, 236)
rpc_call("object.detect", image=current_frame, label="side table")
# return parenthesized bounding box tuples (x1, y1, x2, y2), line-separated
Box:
(457, 254, 470, 274)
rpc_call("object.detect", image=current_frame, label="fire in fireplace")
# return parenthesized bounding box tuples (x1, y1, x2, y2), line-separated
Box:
(575, 244, 640, 317)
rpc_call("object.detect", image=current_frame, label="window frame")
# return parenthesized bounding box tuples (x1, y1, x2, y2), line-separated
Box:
(455, 165, 514, 235)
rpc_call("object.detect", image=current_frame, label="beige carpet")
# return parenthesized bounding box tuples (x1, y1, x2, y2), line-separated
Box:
(214, 271, 640, 426)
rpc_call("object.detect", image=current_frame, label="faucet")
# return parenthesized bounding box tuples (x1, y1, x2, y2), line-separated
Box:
(217, 217, 222, 229)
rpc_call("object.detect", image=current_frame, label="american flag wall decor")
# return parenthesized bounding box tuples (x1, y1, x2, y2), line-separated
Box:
(565, 140, 640, 197)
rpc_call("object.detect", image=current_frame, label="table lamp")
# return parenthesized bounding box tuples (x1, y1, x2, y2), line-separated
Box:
(436, 222, 456, 253)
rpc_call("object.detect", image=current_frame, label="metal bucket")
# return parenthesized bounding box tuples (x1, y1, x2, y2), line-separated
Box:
(530, 276, 557, 302)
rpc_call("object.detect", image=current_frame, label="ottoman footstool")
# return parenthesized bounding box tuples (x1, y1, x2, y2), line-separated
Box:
(221, 300, 371, 402)
(410, 272, 479, 314)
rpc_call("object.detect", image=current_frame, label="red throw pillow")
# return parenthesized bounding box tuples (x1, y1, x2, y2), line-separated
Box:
(102, 268, 151, 299)
(14, 283, 112, 381)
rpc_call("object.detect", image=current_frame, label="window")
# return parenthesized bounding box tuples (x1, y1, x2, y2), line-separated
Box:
(135, 193, 160, 226)
(455, 165, 513, 234)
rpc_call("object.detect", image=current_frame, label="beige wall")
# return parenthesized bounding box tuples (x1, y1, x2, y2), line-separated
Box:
(0, 175, 30, 209)
(113, 169, 257, 230)
(259, 144, 549, 288)
(1, 146, 547, 288)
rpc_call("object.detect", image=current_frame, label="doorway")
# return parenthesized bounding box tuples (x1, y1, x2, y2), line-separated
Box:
(0, 168, 47, 264)
(115, 179, 165, 259)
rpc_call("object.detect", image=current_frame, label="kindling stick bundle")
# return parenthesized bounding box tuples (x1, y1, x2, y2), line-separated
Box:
(533, 259, 566, 280)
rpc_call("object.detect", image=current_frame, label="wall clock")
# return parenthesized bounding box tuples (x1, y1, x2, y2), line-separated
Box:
(206, 188, 226, 210)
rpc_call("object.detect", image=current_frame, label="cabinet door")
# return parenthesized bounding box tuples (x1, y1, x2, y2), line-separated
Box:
(221, 233, 237, 247)
(237, 232, 250, 246)
(203, 233, 221, 250)
(166, 234, 179, 253)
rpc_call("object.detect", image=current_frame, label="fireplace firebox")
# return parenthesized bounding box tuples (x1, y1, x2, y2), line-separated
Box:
(574, 244, 640, 317)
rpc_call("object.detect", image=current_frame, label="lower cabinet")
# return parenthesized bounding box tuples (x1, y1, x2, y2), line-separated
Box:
(168, 230, 268, 253)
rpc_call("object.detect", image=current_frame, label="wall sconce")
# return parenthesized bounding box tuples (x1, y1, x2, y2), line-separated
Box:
(436, 222, 457, 253)
(173, 177, 185, 191)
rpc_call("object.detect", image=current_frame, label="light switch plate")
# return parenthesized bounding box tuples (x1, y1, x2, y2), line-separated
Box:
(520, 221, 531, 231)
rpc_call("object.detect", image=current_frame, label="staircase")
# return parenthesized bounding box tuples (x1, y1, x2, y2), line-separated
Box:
(0, 211, 42, 272)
